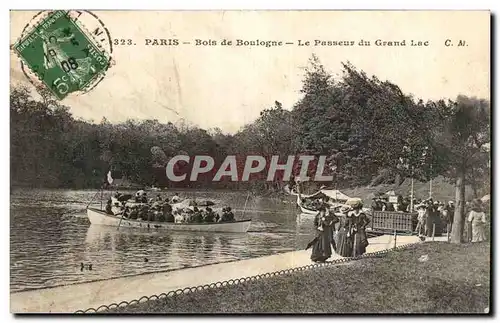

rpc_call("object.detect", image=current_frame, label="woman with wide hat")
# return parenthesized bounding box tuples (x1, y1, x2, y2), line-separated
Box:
(307, 202, 339, 263)
(350, 201, 371, 257)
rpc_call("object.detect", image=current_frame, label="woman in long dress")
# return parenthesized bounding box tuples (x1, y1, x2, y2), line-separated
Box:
(350, 202, 371, 257)
(468, 201, 487, 242)
(425, 202, 441, 237)
(415, 204, 427, 237)
(336, 209, 354, 257)
(307, 205, 339, 263)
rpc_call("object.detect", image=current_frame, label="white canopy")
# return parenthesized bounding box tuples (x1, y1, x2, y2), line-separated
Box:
(320, 189, 350, 201)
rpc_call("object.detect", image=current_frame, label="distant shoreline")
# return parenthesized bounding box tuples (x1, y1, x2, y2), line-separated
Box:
(9, 185, 292, 197)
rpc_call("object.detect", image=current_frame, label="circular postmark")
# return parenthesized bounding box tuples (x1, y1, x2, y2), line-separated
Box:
(13, 10, 114, 100)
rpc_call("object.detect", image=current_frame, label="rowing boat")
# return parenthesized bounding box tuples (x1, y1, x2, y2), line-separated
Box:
(296, 195, 360, 217)
(87, 208, 252, 233)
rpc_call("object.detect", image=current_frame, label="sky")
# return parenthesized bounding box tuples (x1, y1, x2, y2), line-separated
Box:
(10, 10, 490, 133)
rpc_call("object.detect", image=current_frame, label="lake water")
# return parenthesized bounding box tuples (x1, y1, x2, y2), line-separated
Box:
(10, 189, 317, 292)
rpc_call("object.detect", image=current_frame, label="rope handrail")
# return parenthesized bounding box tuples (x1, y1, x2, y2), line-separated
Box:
(75, 242, 420, 314)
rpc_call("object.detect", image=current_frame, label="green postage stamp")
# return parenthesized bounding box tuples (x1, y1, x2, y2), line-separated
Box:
(13, 10, 110, 99)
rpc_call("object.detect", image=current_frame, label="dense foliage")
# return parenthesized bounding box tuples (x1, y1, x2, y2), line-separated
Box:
(10, 56, 490, 210)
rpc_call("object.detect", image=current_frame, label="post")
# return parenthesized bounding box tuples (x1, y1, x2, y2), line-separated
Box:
(446, 225, 450, 242)
(100, 189, 103, 210)
(432, 223, 436, 241)
(393, 230, 397, 249)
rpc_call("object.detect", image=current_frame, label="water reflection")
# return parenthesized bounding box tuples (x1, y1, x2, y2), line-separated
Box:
(84, 224, 256, 274)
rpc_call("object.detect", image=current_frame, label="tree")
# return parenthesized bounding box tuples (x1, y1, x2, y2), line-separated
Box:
(231, 100, 297, 191)
(438, 96, 490, 243)
(339, 63, 447, 187)
(293, 58, 444, 189)
(292, 56, 348, 190)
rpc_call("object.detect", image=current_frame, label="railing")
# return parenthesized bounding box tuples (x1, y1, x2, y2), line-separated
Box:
(371, 211, 417, 234)
(75, 242, 419, 314)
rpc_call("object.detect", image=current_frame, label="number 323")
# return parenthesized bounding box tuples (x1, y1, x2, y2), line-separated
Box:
(113, 39, 134, 45)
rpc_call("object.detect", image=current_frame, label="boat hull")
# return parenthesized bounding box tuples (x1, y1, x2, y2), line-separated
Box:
(87, 208, 251, 233)
(299, 204, 319, 215)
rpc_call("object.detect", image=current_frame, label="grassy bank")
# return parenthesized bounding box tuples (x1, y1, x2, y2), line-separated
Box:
(106, 242, 490, 314)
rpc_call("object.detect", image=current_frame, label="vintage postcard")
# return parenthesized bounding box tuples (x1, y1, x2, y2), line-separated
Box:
(10, 10, 490, 314)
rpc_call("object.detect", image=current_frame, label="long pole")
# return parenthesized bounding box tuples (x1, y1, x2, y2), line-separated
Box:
(85, 191, 99, 209)
(429, 165, 433, 199)
(429, 179, 433, 199)
(410, 167, 414, 213)
(116, 186, 125, 231)
(242, 191, 251, 217)
(117, 211, 125, 230)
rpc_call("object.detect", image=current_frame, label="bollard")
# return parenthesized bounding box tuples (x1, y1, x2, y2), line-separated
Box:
(432, 224, 436, 241)
(393, 230, 397, 250)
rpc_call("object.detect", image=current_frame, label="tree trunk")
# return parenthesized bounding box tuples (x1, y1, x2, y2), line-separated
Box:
(450, 171, 466, 243)
(470, 166, 479, 198)
(472, 184, 478, 199)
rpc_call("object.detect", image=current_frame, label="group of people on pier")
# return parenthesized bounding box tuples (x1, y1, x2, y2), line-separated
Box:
(105, 190, 235, 224)
(371, 195, 412, 212)
(307, 197, 371, 263)
(371, 195, 456, 218)
(414, 199, 452, 238)
(372, 194, 465, 237)
(415, 198, 488, 242)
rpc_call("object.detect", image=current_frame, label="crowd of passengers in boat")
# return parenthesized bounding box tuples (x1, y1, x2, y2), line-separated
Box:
(105, 190, 235, 224)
